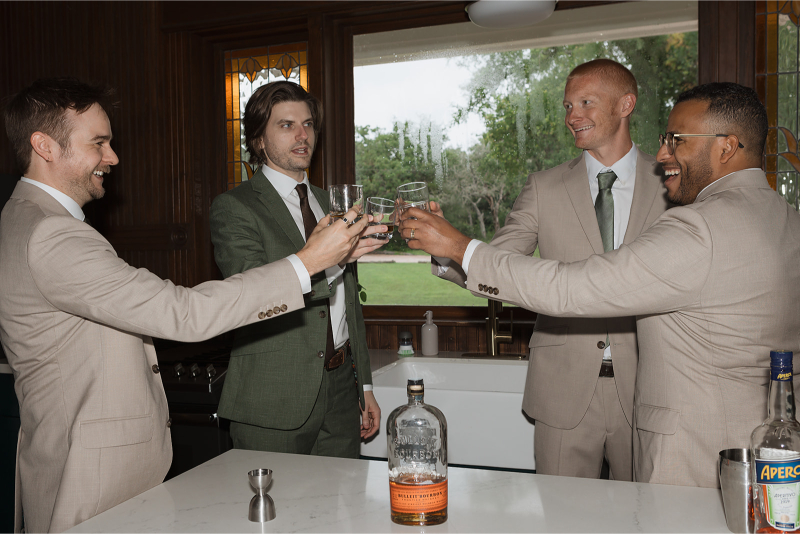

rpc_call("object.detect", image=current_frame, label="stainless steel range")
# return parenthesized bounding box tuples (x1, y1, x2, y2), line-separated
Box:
(157, 340, 233, 480)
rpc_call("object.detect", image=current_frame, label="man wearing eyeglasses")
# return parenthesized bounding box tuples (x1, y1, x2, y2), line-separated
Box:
(430, 59, 670, 482)
(401, 82, 800, 488)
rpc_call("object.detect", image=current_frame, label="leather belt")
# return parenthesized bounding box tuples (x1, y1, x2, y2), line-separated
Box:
(599, 360, 614, 378)
(325, 340, 350, 371)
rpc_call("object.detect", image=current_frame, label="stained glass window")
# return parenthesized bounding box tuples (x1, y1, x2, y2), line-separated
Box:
(224, 43, 308, 190)
(758, 1, 800, 208)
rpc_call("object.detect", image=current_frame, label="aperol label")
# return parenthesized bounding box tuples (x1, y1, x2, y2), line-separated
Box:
(389, 480, 448, 513)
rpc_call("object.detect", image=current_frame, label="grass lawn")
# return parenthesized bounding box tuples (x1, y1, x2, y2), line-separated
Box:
(357, 262, 486, 306)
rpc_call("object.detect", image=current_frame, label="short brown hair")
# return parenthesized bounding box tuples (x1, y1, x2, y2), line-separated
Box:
(243, 81, 323, 167)
(567, 59, 638, 99)
(4, 77, 116, 175)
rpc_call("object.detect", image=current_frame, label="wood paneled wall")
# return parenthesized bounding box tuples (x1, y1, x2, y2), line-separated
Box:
(0, 1, 758, 353)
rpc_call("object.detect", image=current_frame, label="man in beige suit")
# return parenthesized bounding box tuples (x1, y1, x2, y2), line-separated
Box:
(0, 78, 371, 533)
(401, 82, 800, 488)
(435, 59, 668, 480)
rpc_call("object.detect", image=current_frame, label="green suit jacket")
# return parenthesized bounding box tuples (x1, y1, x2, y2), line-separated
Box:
(209, 169, 372, 430)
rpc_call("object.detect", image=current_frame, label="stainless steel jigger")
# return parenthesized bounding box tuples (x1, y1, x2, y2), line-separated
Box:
(248, 469, 276, 522)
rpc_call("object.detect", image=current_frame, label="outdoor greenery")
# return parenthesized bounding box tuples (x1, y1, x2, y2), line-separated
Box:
(356, 32, 698, 304)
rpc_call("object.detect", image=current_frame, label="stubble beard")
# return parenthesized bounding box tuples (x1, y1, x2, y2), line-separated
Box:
(263, 139, 314, 174)
(667, 155, 713, 206)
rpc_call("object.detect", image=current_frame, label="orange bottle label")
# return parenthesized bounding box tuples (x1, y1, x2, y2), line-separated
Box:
(389, 479, 448, 513)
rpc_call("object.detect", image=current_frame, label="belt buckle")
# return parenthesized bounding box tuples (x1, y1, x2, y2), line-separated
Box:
(326, 350, 345, 371)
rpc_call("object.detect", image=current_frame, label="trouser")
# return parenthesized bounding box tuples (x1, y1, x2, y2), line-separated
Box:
(229, 357, 361, 458)
(533, 375, 633, 481)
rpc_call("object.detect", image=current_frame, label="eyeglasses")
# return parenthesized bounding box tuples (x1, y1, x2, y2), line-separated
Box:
(658, 132, 745, 155)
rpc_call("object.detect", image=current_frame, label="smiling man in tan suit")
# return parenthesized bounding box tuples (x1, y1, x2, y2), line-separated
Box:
(0, 78, 369, 533)
(401, 82, 800, 488)
(434, 59, 669, 480)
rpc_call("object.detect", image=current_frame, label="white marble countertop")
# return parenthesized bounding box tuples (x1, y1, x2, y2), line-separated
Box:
(66, 449, 729, 533)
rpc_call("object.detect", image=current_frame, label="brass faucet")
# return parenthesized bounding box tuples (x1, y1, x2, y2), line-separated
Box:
(463, 299, 528, 359)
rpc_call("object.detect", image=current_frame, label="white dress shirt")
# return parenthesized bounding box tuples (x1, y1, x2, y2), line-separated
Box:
(262, 166, 350, 350)
(21, 177, 85, 221)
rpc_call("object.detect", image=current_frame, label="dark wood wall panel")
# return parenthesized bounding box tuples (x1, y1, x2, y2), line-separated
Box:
(699, 1, 756, 88)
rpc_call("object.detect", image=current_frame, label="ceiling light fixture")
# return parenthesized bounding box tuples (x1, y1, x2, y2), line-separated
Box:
(466, 0, 558, 29)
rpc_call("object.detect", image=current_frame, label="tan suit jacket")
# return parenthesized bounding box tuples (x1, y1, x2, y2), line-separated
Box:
(439, 149, 668, 429)
(466, 169, 800, 487)
(0, 182, 305, 532)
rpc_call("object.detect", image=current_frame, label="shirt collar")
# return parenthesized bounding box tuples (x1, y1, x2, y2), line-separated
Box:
(20, 177, 85, 221)
(261, 165, 310, 201)
(584, 143, 638, 185)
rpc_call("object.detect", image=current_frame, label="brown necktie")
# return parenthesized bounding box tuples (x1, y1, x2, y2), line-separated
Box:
(296, 183, 335, 366)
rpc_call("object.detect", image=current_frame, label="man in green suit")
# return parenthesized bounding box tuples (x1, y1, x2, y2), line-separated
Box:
(210, 81, 385, 457)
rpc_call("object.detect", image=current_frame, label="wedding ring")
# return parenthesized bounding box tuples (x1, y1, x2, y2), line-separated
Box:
(410, 228, 416, 239)
(341, 216, 349, 224)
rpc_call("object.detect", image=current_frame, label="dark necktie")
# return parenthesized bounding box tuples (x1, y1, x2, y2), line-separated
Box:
(296, 183, 335, 365)
(595, 170, 617, 253)
(595, 170, 617, 360)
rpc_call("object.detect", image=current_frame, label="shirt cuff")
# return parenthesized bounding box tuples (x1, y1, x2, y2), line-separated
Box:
(461, 239, 482, 277)
(433, 256, 451, 276)
(325, 263, 345, 284)
(363, 384, 373, 391)
(286, 254, 312, 294)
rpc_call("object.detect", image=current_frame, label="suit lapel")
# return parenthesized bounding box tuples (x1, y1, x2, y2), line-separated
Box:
(249, 170, 307, 251)
(623, 148, 661, 245)
(562, 154, 605, 255)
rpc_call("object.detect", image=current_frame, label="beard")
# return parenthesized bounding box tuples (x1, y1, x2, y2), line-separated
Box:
(667, 153, 714, 206)
(64, 167, 106, 205)
(263, 139, 314, 174)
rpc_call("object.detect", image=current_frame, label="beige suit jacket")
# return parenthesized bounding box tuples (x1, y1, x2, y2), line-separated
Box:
(439, 149, 668, 429)
(0, 182, 305, 532)
(466, 169, 800, 487)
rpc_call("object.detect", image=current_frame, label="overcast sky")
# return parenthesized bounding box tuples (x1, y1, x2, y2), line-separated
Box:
(353, 57, 485, 150)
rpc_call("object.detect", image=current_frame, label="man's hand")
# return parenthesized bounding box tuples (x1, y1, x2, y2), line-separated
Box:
(296, 207, 368, 276)
(360, 390, 381, 439)
(428, 200, 445, 219)
(340, 221, 389, 264)
(398, 206, 472, 264)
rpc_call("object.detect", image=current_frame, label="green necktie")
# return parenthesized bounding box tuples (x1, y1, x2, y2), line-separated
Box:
(595, 170, 617, 253)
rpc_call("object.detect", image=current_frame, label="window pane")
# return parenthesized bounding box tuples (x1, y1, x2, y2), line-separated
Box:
(354, 2, 698, 306)
(224, 43, 308, 191)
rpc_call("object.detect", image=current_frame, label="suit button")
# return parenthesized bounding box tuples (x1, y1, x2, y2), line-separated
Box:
(310, 290, 316, 297)
(597, 341, 606, 349)
(167, 417, 172, 428)
(478, 284, 484, 291)
(266, 310, 273, 318)
(280, 304, 288, 312)
(318, 351, 325, 358)
(493, 288, 499, 295)
(258, 311, 266, 320)
(486, 286, 493, 293)
(273, 306, 281, 315)
(152, 364, 160, 374)
(319, 310, 326, 319)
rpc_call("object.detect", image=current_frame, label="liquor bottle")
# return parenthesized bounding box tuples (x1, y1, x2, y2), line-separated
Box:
(386, 378, 448, 526)
(751, 350, 800, 533)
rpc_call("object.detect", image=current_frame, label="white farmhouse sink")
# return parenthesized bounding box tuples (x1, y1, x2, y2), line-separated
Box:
(361, 357, 535, 470)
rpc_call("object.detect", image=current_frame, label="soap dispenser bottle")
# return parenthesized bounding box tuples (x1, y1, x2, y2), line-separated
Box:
(421, 310, 438, 356)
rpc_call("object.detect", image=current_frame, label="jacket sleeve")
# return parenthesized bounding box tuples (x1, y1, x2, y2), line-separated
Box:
(27, 215, 304, 342)
(465, 205, 712, 318)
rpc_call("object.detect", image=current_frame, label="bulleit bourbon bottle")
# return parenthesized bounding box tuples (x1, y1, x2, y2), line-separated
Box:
(751, 350, 800, 533)
(387, 378, 448, 526)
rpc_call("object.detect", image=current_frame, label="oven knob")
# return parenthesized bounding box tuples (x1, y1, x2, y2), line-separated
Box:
(190, 363, 201, 377)
(173, 363, 185, 377)
(206, 364, 217, 379)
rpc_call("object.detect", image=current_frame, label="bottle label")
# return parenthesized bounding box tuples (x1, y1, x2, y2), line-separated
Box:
(772, 367, 793, 381)
(390, 479, 448, 513)
(756, 458, 800, 530)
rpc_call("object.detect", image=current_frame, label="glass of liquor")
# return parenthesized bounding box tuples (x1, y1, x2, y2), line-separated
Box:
(328, 184, 364, 222)
(386, 378, 447, 526)
(396, 182, 429, 216)
(365, 197, 395, 240)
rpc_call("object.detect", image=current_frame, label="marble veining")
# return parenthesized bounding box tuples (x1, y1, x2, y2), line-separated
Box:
(66, 449, 729, 533)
